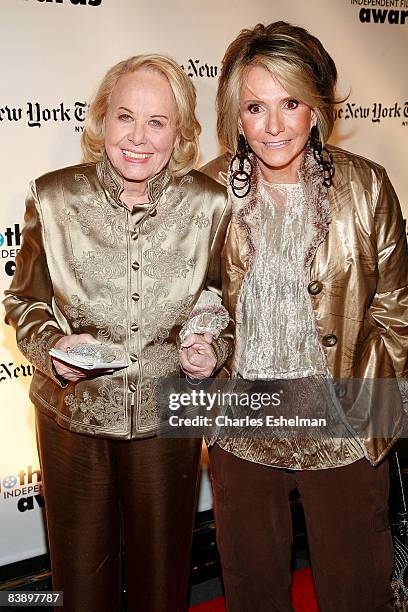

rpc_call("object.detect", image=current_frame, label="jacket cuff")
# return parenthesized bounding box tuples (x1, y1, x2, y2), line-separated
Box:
(179, 290, 230, 345)
(18, 329, 68, 388)
(211, 336, 232, 372)
(179, 306, 229, 345)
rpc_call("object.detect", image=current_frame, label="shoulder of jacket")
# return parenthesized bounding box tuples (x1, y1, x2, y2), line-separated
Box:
(200, 153, 231, 187)
(183, 168, 227, 197)
(327, 145, 386, 176)
(34, 162, 97, 191)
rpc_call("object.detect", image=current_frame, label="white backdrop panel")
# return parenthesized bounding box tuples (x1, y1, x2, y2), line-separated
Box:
(1, 0, 407, 564)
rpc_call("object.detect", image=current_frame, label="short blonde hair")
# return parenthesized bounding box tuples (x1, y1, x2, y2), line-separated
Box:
(81, 54, 201, 177)
(217, 22, 340, 154)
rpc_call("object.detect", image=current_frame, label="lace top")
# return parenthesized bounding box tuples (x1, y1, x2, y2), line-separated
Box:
(239, 182, 326, 379)
(221, 180, 365, 469)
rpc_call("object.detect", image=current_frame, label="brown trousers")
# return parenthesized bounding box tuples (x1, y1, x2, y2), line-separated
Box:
(35, 408, 201, 612)
(209, 443, 394, 612)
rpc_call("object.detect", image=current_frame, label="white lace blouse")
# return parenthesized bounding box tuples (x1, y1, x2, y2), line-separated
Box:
(239, 181, 327, 380)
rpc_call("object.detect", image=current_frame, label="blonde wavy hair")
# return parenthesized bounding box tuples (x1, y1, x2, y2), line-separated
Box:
(81, 54, 201, 176)
(217, 22, 342, 154)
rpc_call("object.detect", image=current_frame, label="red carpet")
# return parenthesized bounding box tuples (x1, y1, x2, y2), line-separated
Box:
(291, 568, 318, 612)
(189, 567, 318, 611)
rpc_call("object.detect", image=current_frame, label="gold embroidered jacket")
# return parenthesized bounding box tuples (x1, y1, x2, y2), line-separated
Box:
(4, 157, 231, 439)
(202, 146, 408, 466)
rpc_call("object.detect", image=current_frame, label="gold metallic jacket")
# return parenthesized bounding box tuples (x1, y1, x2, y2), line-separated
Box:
(202, 146, 408, 465)
(4, 157, 231, 439)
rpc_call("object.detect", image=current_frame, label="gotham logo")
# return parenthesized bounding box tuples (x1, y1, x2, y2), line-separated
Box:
(334, 101, 408, 125)
(0, 223, 21, 277)
(350, 0, 408, 23)
(1, 465, 43, 513)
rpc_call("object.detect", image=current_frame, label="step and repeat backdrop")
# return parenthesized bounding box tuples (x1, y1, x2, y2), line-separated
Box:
(1, 0, 407, 566)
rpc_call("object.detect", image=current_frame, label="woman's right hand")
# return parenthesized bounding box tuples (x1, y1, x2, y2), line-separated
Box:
(52, 334, 100, 382)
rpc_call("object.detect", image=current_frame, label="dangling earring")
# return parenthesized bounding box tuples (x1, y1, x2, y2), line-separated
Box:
(310, 125, 334, 188)
(229, 134, 253, 198)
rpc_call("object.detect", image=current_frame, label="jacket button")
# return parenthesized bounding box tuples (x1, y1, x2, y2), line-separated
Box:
(149, 208, 157, 217)
(131, 293, 140, 302)
(322, 334, 337, 347)
(131, 231, 138, 240)
(308, 280, 323, 295)
(132, 261, 140, 271)
(334, 382, 346, 399)
(130, 354, 138, 363)
(128, 382, 137, 392)
(131, 323, 139, 332)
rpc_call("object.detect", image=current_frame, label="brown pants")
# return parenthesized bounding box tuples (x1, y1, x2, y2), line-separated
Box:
(209, 444, 394, 612)
(35, 408, 201, 612)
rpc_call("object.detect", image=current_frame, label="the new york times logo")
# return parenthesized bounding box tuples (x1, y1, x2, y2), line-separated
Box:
(180, 59, 218, 78)
(0, 101, 87, 131)
(0, 360, 35, 383)
(350, 0, 408, 23)
(334, 101, 408, 126)
(22, 0, 102, 6)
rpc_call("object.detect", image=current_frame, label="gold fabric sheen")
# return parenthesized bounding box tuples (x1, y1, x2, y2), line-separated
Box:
(201, 145, 408, 467)
(4, 156, 232, 439)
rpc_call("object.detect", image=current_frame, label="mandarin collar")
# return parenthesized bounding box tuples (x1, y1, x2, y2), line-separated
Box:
(96, 152, 171, 209)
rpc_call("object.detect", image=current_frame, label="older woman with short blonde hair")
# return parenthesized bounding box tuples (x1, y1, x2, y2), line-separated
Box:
(82, 54, 201, 175)
(4, 53, 231, 612)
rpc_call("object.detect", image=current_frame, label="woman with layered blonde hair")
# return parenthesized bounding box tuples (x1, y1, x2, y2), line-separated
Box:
(198, 21, 408, 612)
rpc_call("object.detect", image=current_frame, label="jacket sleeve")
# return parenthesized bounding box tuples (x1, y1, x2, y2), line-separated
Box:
(3, 181, 67, 386)
(179, 190, 233, 375)
(368, 169, 408, 396)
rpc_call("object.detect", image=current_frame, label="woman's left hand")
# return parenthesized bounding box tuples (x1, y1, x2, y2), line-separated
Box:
(179, 333, 217, 379)
(52, 333, 102, 382)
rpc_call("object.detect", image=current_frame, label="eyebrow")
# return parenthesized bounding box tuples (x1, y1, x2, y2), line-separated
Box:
(117, 107, 169, 120)
(241, 97, 262, 103)
(240, 95, 299, 105)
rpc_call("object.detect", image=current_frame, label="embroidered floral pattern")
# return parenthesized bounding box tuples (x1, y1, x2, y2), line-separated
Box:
(70, 251, 127, 281)
(74, 173, 94, 195)
(64, 289, 126, 342)
(143, 248, 195, 280)
(138, 380, 159, 430)
(18, 329, 56, 373)
(96, 156, 124, 204)
(147, 169, 171, 204)
(140, 175, 197, 246)
(142, 282, 194, 343)
(64, 378, 126, 429)
(137, 330, 191, 433)
(142, 343, 180, 377)
(193, 211, 210, 229)
(57, 176, 126, 246)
